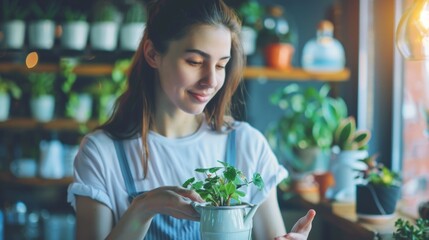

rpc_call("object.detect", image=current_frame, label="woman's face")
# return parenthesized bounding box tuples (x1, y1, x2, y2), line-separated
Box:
(155, 24, 232, 115)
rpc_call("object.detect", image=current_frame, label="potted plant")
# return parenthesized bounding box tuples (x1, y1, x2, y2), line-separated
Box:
(0, 75, 22, 121)
(28, 1, 59, 49)
(120, 1, 146, 51)
(27, 72, 56, 122)
(355, 154, 401, 221)
(183, 160, 264, 239)
(393, 218, 429, 240)
(61, 7, 89, 51)
(266, 84, 346, 174)
(327, 116, 371, 201)
(237, 0, 263, 56)
(1, 0, 28, 49)
(90, 1, 119, 51)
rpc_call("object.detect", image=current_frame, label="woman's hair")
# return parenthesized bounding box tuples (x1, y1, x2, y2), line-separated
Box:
(100, 0, 244, 176)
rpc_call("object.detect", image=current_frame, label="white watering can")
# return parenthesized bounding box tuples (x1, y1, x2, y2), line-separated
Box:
(192, 202, 259, 240)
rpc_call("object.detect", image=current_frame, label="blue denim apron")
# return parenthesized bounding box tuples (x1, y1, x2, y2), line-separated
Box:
(113, 130, 236, 239)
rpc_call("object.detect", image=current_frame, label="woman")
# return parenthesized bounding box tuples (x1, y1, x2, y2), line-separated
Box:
(67, 0, 315, 239)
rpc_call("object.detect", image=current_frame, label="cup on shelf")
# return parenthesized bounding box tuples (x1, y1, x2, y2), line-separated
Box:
(10, 158, 37, 178)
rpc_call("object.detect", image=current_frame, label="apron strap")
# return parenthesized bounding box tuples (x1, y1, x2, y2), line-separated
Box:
(113, 139, 137, 202)
(225, 129, 236, 167)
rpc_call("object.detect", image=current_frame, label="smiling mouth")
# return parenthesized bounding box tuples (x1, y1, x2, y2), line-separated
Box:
(188, 91, 211, 103)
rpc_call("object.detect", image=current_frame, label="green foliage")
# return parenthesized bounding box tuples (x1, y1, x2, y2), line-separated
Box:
(266, 84, 347, 152)
(333, 116, 371, 150)
(60, 58, 78, 95)
(63, 8, 87, 22)
(0, 75, 22, 99)
(92, 2, 118, 22)
(30, 1, 59, 20)
(1, 0, 29, 21)
(393, 218, 429, 240)
(237, 0, 263, 29)
(123, 2, 146, 23)
(182, 161, 264, 206)
(28, 73, 56, 97)
(356, 154, 401, 187)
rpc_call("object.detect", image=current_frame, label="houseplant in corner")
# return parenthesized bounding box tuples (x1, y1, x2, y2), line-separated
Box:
(0, 75, 22, 121)
(120, 1, 146, 51)
(355, 154, 401, 222)
(327, 116, 371, 202)
(183, 160, 264, 240)
(266, 83, 346, 175)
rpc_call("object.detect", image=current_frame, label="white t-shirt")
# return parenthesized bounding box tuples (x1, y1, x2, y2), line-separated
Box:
(67, 120, 288, 223)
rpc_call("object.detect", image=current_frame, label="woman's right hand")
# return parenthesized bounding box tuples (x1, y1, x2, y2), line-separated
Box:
(133, 186, 205, 221)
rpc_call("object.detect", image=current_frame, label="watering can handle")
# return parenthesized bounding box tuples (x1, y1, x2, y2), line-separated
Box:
(244, 203, 259, 227)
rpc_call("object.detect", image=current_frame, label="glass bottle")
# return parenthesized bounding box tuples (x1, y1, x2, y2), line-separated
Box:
(301, 20, 345, 72)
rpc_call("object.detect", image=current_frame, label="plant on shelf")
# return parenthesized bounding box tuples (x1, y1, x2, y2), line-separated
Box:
(0, 75, 22, 121)
(236, 0, 263, 56)
(120, 1, 147, 51)
(183, 160, 264, 207)
(27, 72, 57, 122)
(355, 154, 401, 218)
(61, 7, 89, 50)
(1, 0, 29, 49)
(393, 218, 429, 240)
(90, 1, 120, 51)
(332, 116, 371, 151)
(266, 83, 346, 173)
(28, 1, 59, 49)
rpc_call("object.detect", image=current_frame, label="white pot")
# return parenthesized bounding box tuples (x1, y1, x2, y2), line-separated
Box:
(28, 20, 56, 49)
(69, 93, 93, 122)
(90, 22, 118, 51)
(120, 22, 145, 51)
(30, 95, 55, 122)
(0, 93, 11, 121)
(240, 26, 257, 56)
(192, 202, 258, 240)
(99, 94, 116, 122)
(3, 20, 26, 49)
(61, 21, 89, 50)
(328, 149, 368, 202)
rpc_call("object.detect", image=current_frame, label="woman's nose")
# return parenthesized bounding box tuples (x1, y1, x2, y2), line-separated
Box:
(199, 65, 218, 88)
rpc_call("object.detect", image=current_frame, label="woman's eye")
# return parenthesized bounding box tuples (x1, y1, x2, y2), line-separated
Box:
(187, 60, 202, 66)
(216, 65, 226, 70)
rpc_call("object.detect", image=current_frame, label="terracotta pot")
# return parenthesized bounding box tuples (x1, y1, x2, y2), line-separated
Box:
(264, 43, 294, 69)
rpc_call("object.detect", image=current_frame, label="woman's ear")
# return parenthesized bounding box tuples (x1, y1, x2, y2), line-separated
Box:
(143, 40, 159, 68)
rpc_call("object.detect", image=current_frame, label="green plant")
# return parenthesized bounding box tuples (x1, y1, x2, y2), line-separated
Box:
(63, 7, 87, 22)
(30, 1, 59, 20)
(1, 0, 29, 21)
(0, 76, 22, 99)
(237, 0, 263, 29)
(28, 73, 56, 97)
(92, 2, 118, 22)
(266, 84, 347, 151)
(393, 218, 429, 240)
(123, 2, 146, 23)
(333, 116, 371, 151)
(356, 154, 401, 187)
(182, 160, 264, 207)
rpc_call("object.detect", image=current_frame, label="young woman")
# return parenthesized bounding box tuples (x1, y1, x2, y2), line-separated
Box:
(67, 0, 315, 239)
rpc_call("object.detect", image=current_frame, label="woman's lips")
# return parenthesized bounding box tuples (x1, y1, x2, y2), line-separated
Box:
(189, 91, 211, 103)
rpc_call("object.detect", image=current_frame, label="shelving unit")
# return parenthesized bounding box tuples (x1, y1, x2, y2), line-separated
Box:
(0, 172, 72, 186)
(0, 118, 99, 131)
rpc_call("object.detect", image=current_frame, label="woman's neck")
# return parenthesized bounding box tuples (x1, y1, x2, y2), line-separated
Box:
(152, 111, 203, 138)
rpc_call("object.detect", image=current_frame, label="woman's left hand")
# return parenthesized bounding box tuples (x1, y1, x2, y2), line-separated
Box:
(274, 209, 316, 240)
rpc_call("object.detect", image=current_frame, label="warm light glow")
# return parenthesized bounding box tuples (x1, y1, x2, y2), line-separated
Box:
(26, 52, 39, 68)
(396, 0, 429, 60)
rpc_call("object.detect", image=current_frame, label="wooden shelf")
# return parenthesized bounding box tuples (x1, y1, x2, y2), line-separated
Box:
(0, 63, 350, 81)
(0, 172, 72, 186)
(0, 118, 100, 131)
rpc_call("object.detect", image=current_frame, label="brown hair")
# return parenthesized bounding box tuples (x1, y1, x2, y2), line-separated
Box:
(100, 0, 245, 177)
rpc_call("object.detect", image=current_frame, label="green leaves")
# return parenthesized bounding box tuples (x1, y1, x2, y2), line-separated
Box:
(393, 218, 429, 240)
(182, 160, 264, 206)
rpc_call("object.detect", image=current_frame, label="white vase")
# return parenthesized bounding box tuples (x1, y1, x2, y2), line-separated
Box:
(240, 26, 257, 56)
(328, 149, 368, 202)
(69, 93, 93, 123)
(90, 22, 119, 51)
(61, 21, 89, 50)
(30, 95, 55, 122)
(120, 22, 145, 51)
(192, 202, 258, 240)
(0, 93, 11, 121)
(28, 20, 56, 49)
(3, 20, 26, 49)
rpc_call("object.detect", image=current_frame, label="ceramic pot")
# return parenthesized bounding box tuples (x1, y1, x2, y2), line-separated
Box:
(61, 21, 89, 50)
(90, 22, 118, 51)
(0, 93, 11, 121)
(28, 20, 56, 49)
(356, 184, 400, 216)
(2, 20, 26, 49)
(264, 43, 294, 69)
(67, 93, 93, 123)
(240, 26, 257, 56)
(120, 22, 145, 51)
(192, 202, 258, 240)
(30, 95, 55, 122)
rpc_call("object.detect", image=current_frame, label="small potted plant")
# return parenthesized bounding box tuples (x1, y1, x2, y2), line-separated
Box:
(183, 160, 264, 239)
(393, 218, 429, 240)
(237, 0, 263, 56)
(266, 83, 346, 174)
(28, 1, 59, 49)
(61, 7, 89, 51)
(27, 72, 57, 122)
(355, 154, 401, 221)
(90, 1, 120, 51)
(119, 1, 146, 51)
(0, 75, 22, 121)
(1, 0, 28, 49)
(328, 116, 371, 201)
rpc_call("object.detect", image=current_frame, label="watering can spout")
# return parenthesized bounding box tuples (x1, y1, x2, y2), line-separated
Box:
(244, 203, 259, 228)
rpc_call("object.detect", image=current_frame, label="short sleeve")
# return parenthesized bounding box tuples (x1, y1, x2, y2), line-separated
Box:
(67, 136, 113, 210)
